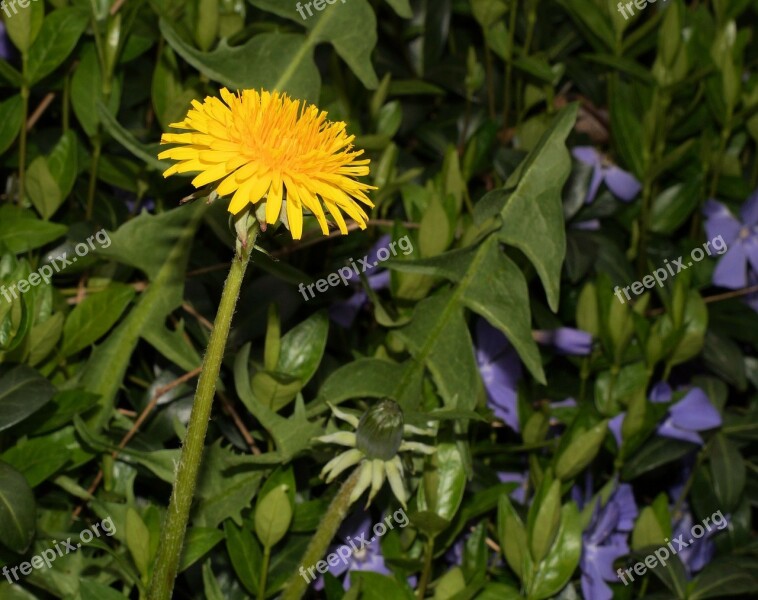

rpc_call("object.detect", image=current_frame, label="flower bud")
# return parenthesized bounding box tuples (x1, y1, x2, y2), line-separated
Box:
(356, 399, 404, 461)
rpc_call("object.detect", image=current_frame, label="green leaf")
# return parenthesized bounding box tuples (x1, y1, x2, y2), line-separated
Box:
(194, 442, 265, 527)
(710, 433, 745, 512)
(80, 580, 132, 600)
(0, 460, 36, 553)
(160, 19, 320, 103)
(622, 436, 695, 480)
(25, 155, 62, 220)
(77, 204, 206, 430)
(71, 45, 121, 137)
(0, 95, 23, 155)
(528, 503, 582, 600)
(0, 365, 56, 432)
(383, 0, 412, 18)
(528, 478, 561, 563)
(26, 8, 89, 84)
(224, 520, 260, 595)
(350, 571, 415, 600)
(277, 311, 329, 384)
(0, 430, 73, 487)
(417, 443, 466, 529)
(631, 494, 670, 550)
(3, 0, 44, 53)
(312, 357, 406, 411)
(248, 0, 379, 89)
(498, 494, 528, 579)
(496, 103, 578, 312)
(554, 420, 608, 480)
(255, 484, 293, 548)
(97, 101, 170, 172)
(179, 528, 225, 572)
(46, 130, 79, 201)
(152, 46, 199, 131)
(0, 205, 67, 253)
(689, 559, 758, 599)
(202, 561, 226, 600)
(125, 507, 151, 577)
(60, 283, 135, 357)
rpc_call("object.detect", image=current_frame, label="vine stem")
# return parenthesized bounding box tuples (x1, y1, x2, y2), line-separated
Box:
(147, 228, 256, 600)
(281, 468, 362, 600)
(416, 536, 435, 599)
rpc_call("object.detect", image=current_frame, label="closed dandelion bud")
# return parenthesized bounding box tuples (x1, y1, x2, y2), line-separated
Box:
(356, 399, 404, 461)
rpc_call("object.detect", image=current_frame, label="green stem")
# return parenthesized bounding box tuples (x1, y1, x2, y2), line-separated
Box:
(86, 135, 102, 220)
(258, 546, 271, 600)
(18, 53, 29, 205)
(416, 536, 435, 599)
(281, 468, 362, 600)
(147, 233, 256, 600)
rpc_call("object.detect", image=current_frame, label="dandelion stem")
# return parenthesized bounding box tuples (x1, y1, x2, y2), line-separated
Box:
(147, 229, 256, 600)
(281, 468, 362, 600)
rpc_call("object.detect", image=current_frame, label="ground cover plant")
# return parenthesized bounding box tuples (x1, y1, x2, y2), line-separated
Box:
(0, 0, 757, 599)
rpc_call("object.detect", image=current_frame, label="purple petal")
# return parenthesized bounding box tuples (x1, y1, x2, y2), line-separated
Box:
(367, 269, 391, 291)
(740, 189, 758, 226)
(572, 219, 601, 231)
(608, 413, 625, 447)
(581, 565, 614, 600)
(743, 235, 758, 274)
(534, 327, 593, 355)
(669, 388, 722, 431)
(586, 538, 629, 580)
(572, 146, 602, 167)
(650, 382, 672, 403)
(588, 501, 621, 545)
(704, 200, 742, 245)
(498, 471, 528, 504)
(713, 243, 748, 288)
(329, 291, 369, 328)
(656, 419, 704, 445)
(586, 164, 604, 204)
(613, 485, 638, 532)
(476, 320, 522, 432)
(365, 235, 393, 267)
(603, 165, 641, 201)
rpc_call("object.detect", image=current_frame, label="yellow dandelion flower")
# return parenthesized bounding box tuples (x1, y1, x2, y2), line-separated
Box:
(158, 88, 376, 240)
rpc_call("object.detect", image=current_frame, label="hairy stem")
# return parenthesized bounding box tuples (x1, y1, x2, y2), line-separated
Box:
(281, 468, 362, 600)
(147, 232, 255, 600)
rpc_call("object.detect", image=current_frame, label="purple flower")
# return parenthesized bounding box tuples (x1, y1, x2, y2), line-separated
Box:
(533, 327, 593, 355)
(572, 147, 641, 204)
(579, 484, 638, 600)
(672, 510, 716, 576)
(475, 319, 522, 432)
(497, 471, 529, 504)
(0, 21, 13, 61)
(314, 512, 391, 590)
(329, 235, 392, 328)
(609, 383, 721, 447)
(651, 384, 722, 445)
(704, 191, 758, 289)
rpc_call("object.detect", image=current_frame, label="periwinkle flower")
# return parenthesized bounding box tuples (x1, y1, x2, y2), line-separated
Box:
(330, 235, 392, 328)
(533, 327, 593, 355)
(578, 484, 638, 600)
(703, 190, 758, 289)
(497, 471, 528, 504)
(609, 383, 721, 447)
(650, 383, 722, 445)
(571, 147, 641, 204)
(475, 319, 522, 432)
(0, 21, 12, 61)
(314, 513, 390, 590)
